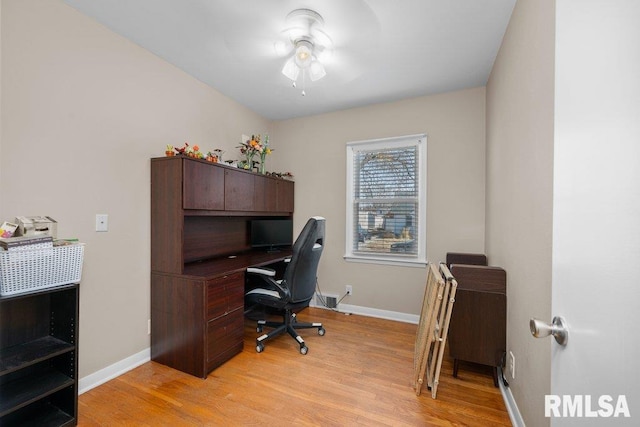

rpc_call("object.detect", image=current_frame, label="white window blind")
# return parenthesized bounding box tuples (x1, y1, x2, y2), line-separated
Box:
(345, 134, 426, 266)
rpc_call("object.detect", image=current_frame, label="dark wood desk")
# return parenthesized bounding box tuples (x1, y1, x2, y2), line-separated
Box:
(182, 249, 292, 279)
(151, 250, 291, 378)
(150, 156, 295, 378)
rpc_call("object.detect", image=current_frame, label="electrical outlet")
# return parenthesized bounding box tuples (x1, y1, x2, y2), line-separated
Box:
(509, 351, 515, 379)
(346, 285, 353, 296)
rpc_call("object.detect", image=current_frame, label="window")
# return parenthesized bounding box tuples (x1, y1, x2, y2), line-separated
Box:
(345, 134, 426, 266)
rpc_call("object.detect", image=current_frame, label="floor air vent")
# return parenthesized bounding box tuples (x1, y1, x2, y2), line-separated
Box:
(315, 293, 338, 309)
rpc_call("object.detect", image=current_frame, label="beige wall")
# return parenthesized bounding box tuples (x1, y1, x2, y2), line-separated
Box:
(0, 0, 269, 377)
(270, 88, 486, 314)
(486, 0, 555, 425)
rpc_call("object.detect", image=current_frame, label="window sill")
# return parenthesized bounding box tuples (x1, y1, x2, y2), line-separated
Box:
(343, 254, 427, 268)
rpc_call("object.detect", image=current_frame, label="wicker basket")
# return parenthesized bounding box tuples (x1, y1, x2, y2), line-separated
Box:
(0, 243, 85, 296)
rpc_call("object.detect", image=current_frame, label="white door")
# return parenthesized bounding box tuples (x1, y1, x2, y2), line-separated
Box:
(549, 1, 640, 425)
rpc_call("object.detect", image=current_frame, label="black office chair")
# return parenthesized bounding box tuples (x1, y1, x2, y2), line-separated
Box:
(245, 216, 326, 354)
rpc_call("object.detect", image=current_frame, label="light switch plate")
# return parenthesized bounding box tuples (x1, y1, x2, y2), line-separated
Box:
(96, 214, 108, 232)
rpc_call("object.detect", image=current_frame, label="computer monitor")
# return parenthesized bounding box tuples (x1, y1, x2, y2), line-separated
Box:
(250, 219, 293, 252)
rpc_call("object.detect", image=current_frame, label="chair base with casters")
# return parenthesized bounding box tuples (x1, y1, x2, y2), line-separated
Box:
(254, 308, 325, 354)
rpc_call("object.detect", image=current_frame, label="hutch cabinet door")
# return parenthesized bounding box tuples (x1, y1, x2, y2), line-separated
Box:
(254, 175, 278, 212)
(276, 180, 295, 213)
(183, 160, 225, 210)
(224, 169, 254, 211)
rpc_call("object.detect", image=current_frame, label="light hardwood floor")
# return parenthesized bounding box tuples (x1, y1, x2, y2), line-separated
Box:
(79, 308, 511, 426)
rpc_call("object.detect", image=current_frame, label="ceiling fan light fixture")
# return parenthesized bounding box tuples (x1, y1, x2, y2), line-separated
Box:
(294, 40, 313, 68)
(281, 56, 300, 81)
(309, 60, 326, 82)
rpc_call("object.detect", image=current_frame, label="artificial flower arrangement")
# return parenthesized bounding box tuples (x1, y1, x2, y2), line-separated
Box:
(266, 171, 294, 180)
(237, 134, 273, 173)
(177, 142, 203, 159)
(211, 149, 225, 162)
(166, 143, 225, 163)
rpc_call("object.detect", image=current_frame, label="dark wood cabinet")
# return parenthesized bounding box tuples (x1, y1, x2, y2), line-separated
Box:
(151, 272, 244, 378)
(0, 284, 79, 426)
(447, 263, 506, 387)
(150, 156, 294, 378)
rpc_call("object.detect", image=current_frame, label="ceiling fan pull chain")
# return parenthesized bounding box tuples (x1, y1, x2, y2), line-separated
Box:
(301, 70, 306, 96)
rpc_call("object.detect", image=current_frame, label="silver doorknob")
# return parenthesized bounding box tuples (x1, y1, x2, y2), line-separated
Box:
(530, 316, 568, 346)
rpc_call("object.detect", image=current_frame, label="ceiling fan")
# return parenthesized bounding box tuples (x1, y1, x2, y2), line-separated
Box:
(218, 1, 381, 99)
(276, 8, 333, 95)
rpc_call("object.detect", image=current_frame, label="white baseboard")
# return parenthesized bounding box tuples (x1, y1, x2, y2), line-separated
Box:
(78, 347, 150, 395)
(310, 300, 420, 324)
(498, 367, 525, 426)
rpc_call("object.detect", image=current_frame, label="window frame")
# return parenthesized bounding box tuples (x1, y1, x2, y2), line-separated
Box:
(344, 134, 427, 267)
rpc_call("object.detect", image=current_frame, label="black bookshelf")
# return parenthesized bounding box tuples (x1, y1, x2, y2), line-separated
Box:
(0, 284, 79, 426)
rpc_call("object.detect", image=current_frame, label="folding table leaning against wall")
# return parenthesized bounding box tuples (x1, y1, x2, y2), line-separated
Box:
(413, 262, 457, 398)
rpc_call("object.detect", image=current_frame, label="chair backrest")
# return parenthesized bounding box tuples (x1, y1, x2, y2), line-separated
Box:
(283, 216, 325, 303)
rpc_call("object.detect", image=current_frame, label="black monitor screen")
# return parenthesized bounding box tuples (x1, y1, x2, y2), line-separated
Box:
(250, 219, 293, 251)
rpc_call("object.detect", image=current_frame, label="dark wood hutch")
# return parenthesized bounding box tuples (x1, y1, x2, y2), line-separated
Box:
(150, 156, 293, 378)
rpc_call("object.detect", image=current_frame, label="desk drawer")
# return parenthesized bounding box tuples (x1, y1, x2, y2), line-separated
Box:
(207, 272, 244, 320)
(206, 309, 244, 366)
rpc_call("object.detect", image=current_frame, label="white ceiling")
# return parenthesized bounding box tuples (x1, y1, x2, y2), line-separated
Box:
(61, 0, 516, 121)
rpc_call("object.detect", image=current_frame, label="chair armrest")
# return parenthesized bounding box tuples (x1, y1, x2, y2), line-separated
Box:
(269, 279, 290, 298)
(247, 267, 276, 277)
(245, 275, 290, 300)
